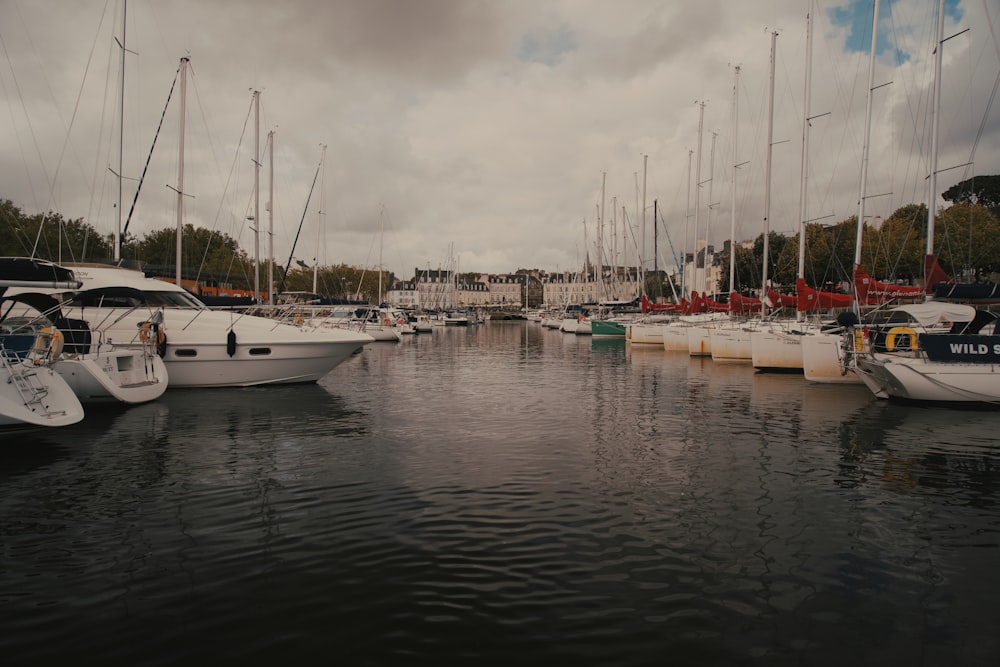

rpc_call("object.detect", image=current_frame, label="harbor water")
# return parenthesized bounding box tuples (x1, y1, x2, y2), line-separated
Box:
(2, 322, 999, 665)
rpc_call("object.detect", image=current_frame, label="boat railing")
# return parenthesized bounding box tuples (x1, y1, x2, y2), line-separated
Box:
(1, 345, 51, 406)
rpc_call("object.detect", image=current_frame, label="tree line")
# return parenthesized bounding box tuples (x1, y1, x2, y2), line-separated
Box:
(0, 198, 392, 302)
(5, 173, 1000, 300)
(714, 175, 1000, 294)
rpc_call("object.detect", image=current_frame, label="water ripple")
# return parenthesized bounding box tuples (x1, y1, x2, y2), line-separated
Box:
(2, 325, 1000, 664)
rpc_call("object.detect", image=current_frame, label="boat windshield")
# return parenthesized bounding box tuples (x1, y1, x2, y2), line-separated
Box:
(72, 288, 207, 309)
(142, 290, 208, 309)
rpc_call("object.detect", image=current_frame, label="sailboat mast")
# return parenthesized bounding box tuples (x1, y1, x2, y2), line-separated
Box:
(174, 56, 189, 286)
(796, 4, 814, 322)
(612, 195, 618, 295)
(253, 89, 261, 299)
(853, 0, 880, 273)
(760, 31, 777, 315)
(378, 205, 384, 305)
(314, 144, 327, 295)
(622, 204, 629, 298)
(598, 172, 606, 302)
(115, 0, 126, 262)
(926, 0, 945, 262)
(706, 130, 717, 297)
(693, 101, 705, 298)
(683, 149, 692, 296)
(641, 153, 648, 291)
(268, 129, 274, 304)
(728, 65, 741, 300)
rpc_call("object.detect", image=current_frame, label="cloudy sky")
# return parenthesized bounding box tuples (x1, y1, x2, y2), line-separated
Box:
(1, 0, 997, 282)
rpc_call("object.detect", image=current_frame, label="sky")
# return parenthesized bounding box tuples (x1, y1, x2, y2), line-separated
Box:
(1, 0, 997, 282)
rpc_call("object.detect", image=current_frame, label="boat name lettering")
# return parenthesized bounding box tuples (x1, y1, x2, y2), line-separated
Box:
(947, 343, 998, 355)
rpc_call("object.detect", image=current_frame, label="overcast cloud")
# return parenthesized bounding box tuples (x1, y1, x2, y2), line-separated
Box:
(1, 0, 997, 280)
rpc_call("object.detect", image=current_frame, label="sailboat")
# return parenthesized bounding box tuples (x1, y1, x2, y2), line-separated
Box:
(799, 0, 880, 384)
(844, 0, 1000, 405)
(748, 29, 808, 372)
(710, 65, 756, 363)
(2, 282, 168, 404)
(0, 258, 85, 430)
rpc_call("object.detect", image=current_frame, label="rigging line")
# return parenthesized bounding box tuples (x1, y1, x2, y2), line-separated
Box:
(0, 2, 109, 258)
(120, 61, 181, 251)
(195, 90, 257, 286)
(877, 1, 927, 266)
(86, 9, 118, 255)
(220, 96, 259, 289)
(278, 158, 321, 296)
(961, 0, 1000, 179)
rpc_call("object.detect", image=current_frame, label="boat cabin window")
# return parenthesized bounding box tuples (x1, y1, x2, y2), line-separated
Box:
(75, 293, 145, 308)
(143, 290, 208, 308)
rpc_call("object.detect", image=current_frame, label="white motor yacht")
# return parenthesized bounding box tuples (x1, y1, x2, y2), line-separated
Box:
(8, 263, 373, 389)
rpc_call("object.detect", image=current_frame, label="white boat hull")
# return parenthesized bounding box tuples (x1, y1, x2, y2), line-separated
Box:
(5, 265, 375, 389)
(687, 326, 712, 356)
(856, 356, 1000, 403)
(63, 305, 369, 388)
(53, 348, 168, 404)
(0, 362, 84, 430)
(751, 326, 804, 372)
(801, 331, 861, 384)
(662, 325, 690, 351)
(710, 326, 752, 363)
(626, 323, 663, 345)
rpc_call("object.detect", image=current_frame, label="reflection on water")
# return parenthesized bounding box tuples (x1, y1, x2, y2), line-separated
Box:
(1, 322, 999, 665)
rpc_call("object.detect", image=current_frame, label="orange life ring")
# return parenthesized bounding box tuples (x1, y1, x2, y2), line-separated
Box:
(32, 326, 64, 362)
(382, 318, 391, 326)
(139, 322, 166, 347)
(885, 326, 918, 351)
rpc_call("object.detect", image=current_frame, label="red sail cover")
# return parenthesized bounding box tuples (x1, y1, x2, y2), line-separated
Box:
(767, 289, 797, 309)
(688, 292, 728, 313)
(924, 254, 951, 290)
(853, 269, 925, 305)
(640, 294, 682, 314)
(796, 278, 852, 311)
(728, 290, 793, 313)
(729, 291, 761, 313)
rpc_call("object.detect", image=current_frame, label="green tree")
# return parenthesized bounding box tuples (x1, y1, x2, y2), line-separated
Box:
(0, 198, 112, 261)
(124, 224, 254, 285)
(941, 174, 1000, 217)
(862, 204, 926, 281)
(715, 242, 760, 293)
(933, 202, 1000, 281)
(803, 218, 855, 288)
